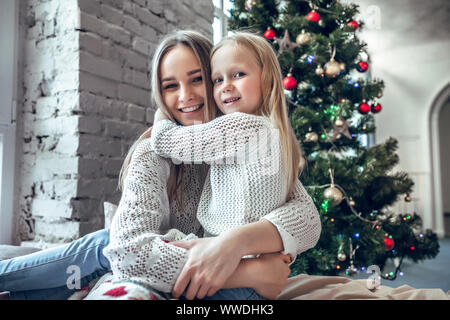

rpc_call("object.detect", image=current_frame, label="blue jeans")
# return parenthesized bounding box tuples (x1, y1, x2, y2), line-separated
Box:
(0, 229, 266, 300)
(0, 229, 111, 300)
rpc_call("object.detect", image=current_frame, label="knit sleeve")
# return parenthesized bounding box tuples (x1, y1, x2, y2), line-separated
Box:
(150, 112, 270, 164)
(260, 178, 322, 261)
(102, 139, 197, 293)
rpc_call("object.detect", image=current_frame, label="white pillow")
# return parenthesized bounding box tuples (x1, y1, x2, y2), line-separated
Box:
(103, 202, 118, 230)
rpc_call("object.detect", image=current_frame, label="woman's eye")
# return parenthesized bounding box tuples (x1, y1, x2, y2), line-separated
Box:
(163, 83, 177, 90)
(192, 76, 203, 83)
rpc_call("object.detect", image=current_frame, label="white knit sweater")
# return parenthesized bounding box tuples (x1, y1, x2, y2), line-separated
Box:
(104, 113, 321, 293)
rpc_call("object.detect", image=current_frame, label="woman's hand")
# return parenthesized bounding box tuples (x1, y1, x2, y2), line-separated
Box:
(170, 236, 243, 300)
(249, 253, 291, 299)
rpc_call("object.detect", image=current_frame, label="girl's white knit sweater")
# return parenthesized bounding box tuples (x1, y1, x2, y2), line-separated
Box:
(103, 113, 321, 293)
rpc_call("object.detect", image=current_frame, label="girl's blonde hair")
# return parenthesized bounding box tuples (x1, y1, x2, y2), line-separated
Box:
(118, 30, 215, 204)
(211, 31, 305, 198)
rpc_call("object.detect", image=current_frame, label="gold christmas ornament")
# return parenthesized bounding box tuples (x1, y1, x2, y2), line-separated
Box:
(337, 251, 346, 262)
(323, 185, 343, 206)
(296, 30, 311, 46)
(349, 197, 356, 207)
(245, 0, 258, 10)
(324, 46, 342, 78)
(315, 65, 324, 76)
(304, 131, 319, 143)
(334, 118, 345, 127)
(324, 59, 341, 78)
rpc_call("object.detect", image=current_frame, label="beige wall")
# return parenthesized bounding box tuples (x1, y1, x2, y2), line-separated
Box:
(349, 0, 450, 236)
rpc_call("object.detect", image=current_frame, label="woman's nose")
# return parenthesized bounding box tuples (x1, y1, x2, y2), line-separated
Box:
(179, 85, 193, 103)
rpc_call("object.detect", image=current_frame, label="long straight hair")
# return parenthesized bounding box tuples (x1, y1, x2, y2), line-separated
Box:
(118, 30, 215, 205)
(211, 32, 304, 199)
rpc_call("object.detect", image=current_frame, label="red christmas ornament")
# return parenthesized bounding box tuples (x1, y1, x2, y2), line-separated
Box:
(264, 27, 276, 40)
(283, 73, 297, 90)
(357, 61, 369, 72)
(347, 20, 359, 30)
(306, 10, 320, 22)
(371, 101, 382, 113)
(358, 102, 371, 114)
(384, 236, 395, 251)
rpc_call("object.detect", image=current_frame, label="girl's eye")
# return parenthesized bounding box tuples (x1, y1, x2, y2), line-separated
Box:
(213, 78, 223, 84)
(234, 72, 246, 78)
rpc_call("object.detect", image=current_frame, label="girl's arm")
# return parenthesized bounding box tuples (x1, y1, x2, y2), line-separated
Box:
(171, 178, 321, 299)
(150, 112, 271, 164)
(257, 178, 322, 261)
(222, 178, 321, 262)
(223, 253, 291, 300)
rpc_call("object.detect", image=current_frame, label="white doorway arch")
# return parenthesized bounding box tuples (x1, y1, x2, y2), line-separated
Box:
(429, 83, 450, 238)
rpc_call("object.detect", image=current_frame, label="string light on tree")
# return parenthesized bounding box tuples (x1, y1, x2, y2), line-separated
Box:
(384, 235, 395, 251)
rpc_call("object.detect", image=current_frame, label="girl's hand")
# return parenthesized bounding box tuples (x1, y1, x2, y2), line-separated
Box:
(171, 236, 243, 300)
(250, 253, 291, 299)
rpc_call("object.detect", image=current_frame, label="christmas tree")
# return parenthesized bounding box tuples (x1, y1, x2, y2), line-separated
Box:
(228, 0, 439, 280)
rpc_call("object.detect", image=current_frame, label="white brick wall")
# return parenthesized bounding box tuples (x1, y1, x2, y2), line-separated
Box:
(15, 0, 213, 246)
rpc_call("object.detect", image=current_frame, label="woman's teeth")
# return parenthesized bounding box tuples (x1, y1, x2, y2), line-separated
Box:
(180, 104, 202, 112)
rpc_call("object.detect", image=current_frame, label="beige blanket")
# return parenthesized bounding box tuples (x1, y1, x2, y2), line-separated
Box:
(278, 274, 449, 300)
(74, 272, 448, 300)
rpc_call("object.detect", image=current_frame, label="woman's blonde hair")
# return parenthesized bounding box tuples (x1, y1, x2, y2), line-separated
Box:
(118, 30, 215, 204)
(211, 31, 305, 198)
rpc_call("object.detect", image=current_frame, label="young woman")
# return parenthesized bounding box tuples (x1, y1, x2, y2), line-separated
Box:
(0, 30, 321, 300)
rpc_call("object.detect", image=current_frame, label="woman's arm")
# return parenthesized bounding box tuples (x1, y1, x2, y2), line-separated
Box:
(150, 111, 270, 164)
(103, 138, 200, 293)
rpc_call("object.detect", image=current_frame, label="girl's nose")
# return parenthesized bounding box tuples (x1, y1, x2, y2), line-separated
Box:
(222, 80, 233, 92)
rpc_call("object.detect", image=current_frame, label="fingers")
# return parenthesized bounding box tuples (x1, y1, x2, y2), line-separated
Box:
(170, 240, 194, 249)
(172, 268, 191, 299)
(184, 279, 201, 300)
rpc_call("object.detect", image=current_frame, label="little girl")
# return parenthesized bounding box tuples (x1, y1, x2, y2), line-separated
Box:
(150, 32, 320, 298)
